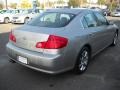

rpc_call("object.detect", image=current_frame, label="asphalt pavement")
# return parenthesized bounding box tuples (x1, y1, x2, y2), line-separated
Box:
(0, 18, 120, 90)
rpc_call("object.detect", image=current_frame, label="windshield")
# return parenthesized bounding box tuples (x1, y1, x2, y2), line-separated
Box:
(28, 12, 76, 28)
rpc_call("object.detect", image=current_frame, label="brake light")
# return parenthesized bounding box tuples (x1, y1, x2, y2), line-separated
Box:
(36, 35, 68, 49)
(9, 31, 16, 42)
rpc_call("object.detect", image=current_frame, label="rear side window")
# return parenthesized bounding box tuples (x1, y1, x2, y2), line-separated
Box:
(84, 13, 97, 27)
(82, 18, 88, 28)
(94, 12, 108, 25)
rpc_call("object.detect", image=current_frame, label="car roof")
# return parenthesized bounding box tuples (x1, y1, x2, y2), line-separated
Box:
(46, 8, 93, 15)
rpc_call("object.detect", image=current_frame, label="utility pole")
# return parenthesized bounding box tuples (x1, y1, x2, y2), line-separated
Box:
(5, 0, 8, 9)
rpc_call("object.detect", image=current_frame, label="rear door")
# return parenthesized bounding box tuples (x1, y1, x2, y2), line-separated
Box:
(81, 12, 107, 54)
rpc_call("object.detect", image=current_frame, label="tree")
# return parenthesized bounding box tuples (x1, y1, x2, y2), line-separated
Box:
(0, 1, 3, 9)
(10, 3, 17, 9)
(68, 0, 87, 7)
(98, 0, 106, 5)
(21, 0, 32, 9)
(36, 0, 40, 7)
(105, 0, 118, 11)
(0, 3, 3, 9)
(57, 0, 64, 4)
(83, 0, 87, 4)
(68, 0, 79, 7)
(109, 0, 117, 11)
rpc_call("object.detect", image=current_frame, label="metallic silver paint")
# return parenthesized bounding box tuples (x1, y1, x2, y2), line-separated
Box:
(6, 9, 119, 74)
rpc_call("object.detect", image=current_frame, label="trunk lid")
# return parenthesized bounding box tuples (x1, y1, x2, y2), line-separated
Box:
(12, 25, 64, 53)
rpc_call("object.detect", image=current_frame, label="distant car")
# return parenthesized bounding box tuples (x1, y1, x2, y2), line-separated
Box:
(0, 9, 20, 23)
(111, 8, 120, 17)
(11, 9, 43, 24)
(102, 9, 111, 16)
(6, 9, 119, 74)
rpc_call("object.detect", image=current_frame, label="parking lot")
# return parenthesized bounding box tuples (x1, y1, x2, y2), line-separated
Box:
(0, 17, 120, 90)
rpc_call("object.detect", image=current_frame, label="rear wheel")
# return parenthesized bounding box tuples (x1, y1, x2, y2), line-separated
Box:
(4, 18, 9, 24)
(111, 32, 118, 46)
(74, 47, 90, 74)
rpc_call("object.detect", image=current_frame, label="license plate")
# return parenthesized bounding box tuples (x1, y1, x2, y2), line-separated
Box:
(18, 56, 27, 64)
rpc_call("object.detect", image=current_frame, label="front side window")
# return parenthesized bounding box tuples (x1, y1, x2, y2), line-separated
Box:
(84, 13, 97, 27)
(28, 12, 76, 28)
(94, 12, 108, 25)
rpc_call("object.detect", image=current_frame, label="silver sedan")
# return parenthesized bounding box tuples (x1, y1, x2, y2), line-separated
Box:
(6, 9, 119, 74)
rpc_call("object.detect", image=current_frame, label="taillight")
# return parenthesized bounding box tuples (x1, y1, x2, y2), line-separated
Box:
(9, 31, 16, 42)
(36, 35, 68, 49)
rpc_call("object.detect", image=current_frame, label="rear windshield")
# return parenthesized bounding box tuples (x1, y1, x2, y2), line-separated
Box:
(28, 12, 76, 28)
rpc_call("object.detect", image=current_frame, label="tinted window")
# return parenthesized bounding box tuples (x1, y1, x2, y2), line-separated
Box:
(94, 12, 108, 25)
(84, 13, 97, 27)
(28, 12, 76, 28)
(82, 18, 88, 28)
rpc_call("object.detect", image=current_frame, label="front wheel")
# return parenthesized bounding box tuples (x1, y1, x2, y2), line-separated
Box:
(24, 18, 29, 24)
(4, 18, 9, 24)
(74, 47, 90, 74)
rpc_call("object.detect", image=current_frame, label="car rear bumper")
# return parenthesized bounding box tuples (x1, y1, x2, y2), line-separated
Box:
(6, 43, 71, 74)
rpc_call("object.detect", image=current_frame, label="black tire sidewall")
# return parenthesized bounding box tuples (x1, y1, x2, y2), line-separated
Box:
(4, 18, 9, 24)
(24, 18, 29, 24)
(74, 47, 90, 74)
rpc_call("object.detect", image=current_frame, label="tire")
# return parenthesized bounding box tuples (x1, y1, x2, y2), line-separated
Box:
(74, 47, 90, 74)
(111, 32, 118, 46)
(24, 18, 29, 24)
(4, 18, 9, 24)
